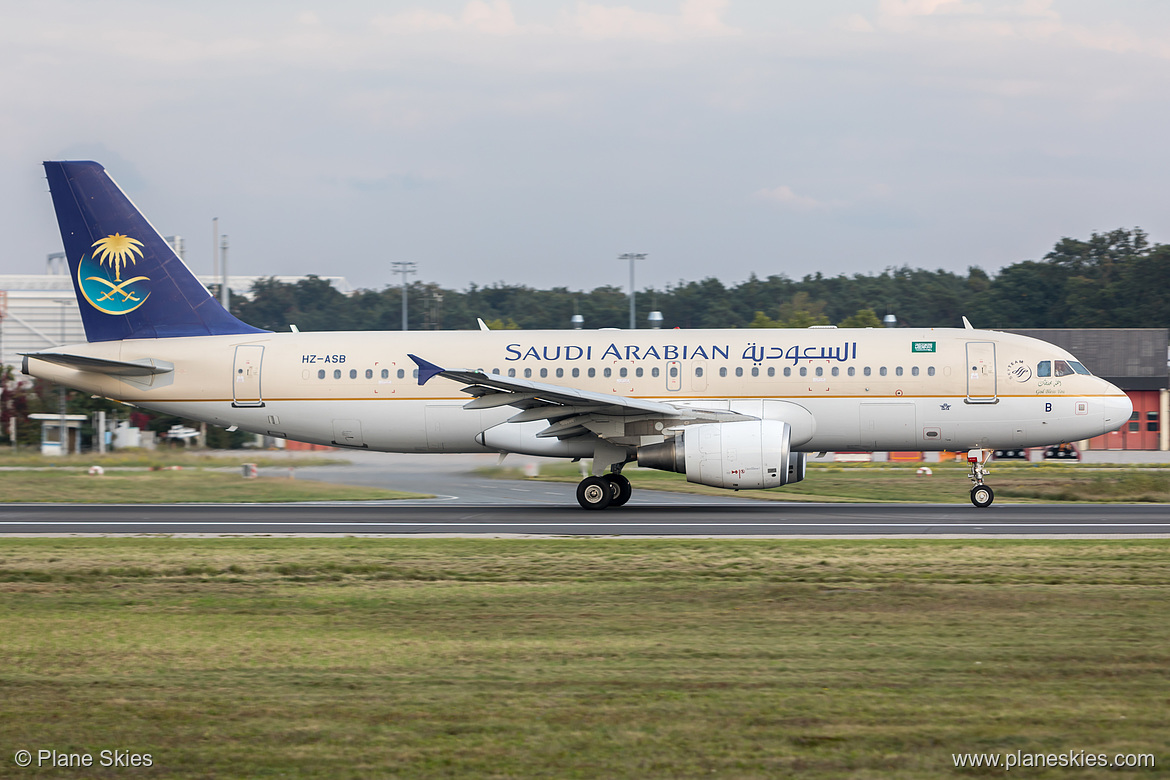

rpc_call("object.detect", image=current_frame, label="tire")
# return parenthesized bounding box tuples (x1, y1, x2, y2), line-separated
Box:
(603, 473, 633, 507)
(970, 484, 994, 508)
(577, 476, 613, 510)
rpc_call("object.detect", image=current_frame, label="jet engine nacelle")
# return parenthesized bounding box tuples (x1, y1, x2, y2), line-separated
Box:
(637, 420, 804, 490)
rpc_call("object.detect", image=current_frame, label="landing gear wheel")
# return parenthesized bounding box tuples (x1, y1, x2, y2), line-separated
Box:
(970, 485, 994, 508)
(603, 473, 632, 507)
(577, 476, 613, 510)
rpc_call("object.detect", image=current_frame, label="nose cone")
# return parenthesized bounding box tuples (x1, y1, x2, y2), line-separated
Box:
(1101, 387, 1133, 432)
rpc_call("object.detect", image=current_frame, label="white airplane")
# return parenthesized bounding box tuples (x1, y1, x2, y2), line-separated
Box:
(24, 161, 1132, 509)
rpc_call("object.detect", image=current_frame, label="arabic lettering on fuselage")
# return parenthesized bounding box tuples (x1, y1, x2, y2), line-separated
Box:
(504, 342, 858, 365)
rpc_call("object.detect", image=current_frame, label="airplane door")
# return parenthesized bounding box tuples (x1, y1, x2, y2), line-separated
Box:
(666, 361, 682, 392)
(965, 342, 997, 403)
(232, 345, 265, 407)
(690, 361, 707, 392)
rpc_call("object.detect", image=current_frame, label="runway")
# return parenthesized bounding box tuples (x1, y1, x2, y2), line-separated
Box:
(2, 501, 1168, 536)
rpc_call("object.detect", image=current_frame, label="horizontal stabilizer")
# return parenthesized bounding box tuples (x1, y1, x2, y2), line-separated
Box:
(23, 352, 173, 377)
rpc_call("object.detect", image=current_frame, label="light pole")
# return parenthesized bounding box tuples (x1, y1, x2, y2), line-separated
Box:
(619, 253, 646, 330)
(391, 261, 417, 331)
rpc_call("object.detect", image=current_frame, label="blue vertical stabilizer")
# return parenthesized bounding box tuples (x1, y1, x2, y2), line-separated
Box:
(43, 160, 268, 342)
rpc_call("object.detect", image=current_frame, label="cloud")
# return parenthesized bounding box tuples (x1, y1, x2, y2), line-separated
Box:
(572, 0, 739, 42)
(879, 0, 979, 18)
(373, 1, 520, 36)
(755, 186, 841, 211)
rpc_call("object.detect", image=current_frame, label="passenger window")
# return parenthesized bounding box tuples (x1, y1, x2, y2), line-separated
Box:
(847, 367, 855, 377)
(831, 367, 839, 377)
(333, 369, 341, 379)
(895, 367, 903, 377)
(349, 369, 357, 379)
(879, 367, 888, 377)
(318, 369, 325, 379)
(636, 367, 643, 378)
(524, 368, 532, 378)
(767, 367, 775, 377)
(397, 369, 405, 379)
(799, 367, 807, 377)
(381, 369, 389, 379)
(588, 368, 596, 378)
(540, 368, 548, 378)
(911, 366, 919, 377)
(751, 367, 759, 377)
(695, 367, 703, 377)
(863, 367, 872, 377)
(670, 366, 678, 378)
(720, 367, 728, 377)
(412, 369, 418, 378)
(1037, 361, 1051, 377)
(572, 368, 579, 378)
(365, 369, 373, 379)
(815, 367, 823, 377)
(603, 368, 612, 378)
(784, 367, 791, 377)
(556, 368, 564, 378)
(651, 367, 660, 378)
(619, 367, 627, 378)
(927, 366, 935, 377)
(1054, 360, 1075, 377)
(508, 368, 516, 378)
(735, 367, 744, 377)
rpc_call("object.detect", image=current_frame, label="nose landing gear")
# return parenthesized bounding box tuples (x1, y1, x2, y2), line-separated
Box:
(967, 449, 994, 508)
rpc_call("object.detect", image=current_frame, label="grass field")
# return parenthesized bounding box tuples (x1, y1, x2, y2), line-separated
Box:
(484, 461, 1170, 503)
(0, 470, 426, 503)
(0, 450, 344, 469)
(1, 539, 1167, 778)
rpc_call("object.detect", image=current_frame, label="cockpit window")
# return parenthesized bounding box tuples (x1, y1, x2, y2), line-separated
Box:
(1054, 360, 1075, 377)
(1037, 361, 1051, 377)
(1069, 361, 1091, 375)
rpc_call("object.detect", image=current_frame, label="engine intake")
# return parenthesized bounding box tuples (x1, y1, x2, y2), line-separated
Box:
(637, 420, 805, 490)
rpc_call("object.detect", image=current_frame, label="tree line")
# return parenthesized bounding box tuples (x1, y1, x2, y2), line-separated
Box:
(233, 228, 1170, 333)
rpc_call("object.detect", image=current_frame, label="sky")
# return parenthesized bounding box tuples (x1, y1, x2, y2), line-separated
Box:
(3, 0, 1169, 294)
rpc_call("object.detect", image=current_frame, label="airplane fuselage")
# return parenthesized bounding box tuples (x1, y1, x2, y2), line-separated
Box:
(27, 326, 1131, 455)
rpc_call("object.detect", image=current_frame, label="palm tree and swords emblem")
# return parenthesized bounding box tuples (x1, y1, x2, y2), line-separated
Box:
(79, 233, 151, 314)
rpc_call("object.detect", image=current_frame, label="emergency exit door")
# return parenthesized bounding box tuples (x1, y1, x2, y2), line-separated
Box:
(965, 342, 997, 403)
(232, 345, 265, 407)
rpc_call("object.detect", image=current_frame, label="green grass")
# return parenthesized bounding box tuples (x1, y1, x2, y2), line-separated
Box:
(0, 449, 345, 468)
(0, 539, 1167, 778)
(0, 470, 426, 503)
(484, 462, 1170, 503)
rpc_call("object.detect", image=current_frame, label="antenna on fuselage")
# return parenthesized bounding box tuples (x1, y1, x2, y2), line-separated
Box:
(962, 316, 974, 329)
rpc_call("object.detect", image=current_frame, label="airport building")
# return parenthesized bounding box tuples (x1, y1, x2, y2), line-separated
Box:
(1004, 328, 1170, 451)
(0, 269, 351, 369)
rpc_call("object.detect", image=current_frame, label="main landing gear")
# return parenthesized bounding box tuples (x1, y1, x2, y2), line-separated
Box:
(576, 472, 632, 510)
(967, 449, 994, 508)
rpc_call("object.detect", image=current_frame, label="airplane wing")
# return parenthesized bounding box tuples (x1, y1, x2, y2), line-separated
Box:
(409, 354, 747, 441)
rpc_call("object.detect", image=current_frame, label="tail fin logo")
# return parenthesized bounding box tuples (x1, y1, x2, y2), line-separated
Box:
(78, 233, 152, 315)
